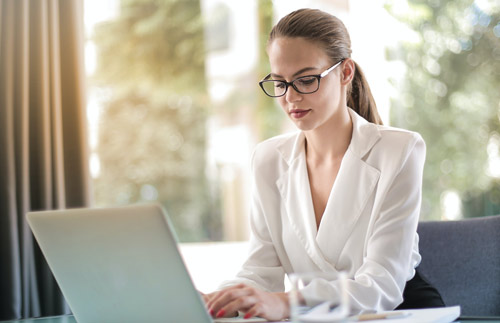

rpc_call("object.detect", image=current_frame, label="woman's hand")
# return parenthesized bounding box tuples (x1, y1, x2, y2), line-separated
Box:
(205, 284, 289, 321)
(199, 291, 214, 305)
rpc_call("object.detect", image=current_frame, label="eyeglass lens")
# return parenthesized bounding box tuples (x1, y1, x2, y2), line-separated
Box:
(261, 76, 319, 97)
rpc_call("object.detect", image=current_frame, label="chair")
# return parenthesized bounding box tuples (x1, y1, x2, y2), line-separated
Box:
(417, 215, 500, 316)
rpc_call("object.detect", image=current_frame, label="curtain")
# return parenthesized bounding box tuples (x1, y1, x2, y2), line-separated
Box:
(0, 0, 90, 320)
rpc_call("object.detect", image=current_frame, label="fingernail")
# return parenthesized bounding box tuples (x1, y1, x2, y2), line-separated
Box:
(209, 309, 214, 316)
(244, 313, 252, 319)
(216, 309, 225, 318)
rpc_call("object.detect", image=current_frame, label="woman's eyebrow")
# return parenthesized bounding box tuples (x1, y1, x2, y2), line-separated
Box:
(270, 67, 318, 79)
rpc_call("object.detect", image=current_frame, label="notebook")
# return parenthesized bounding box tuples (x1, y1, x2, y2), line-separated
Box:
(27, 203, 265, 323)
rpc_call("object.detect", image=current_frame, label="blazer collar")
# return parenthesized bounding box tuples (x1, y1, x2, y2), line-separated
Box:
(347, 108, 382, 159)
(276, 108, 382, 165)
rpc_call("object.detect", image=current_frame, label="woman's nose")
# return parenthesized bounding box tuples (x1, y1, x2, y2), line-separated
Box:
(285, 86, 302, 102)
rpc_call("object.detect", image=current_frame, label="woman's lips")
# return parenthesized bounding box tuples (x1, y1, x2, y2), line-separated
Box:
(290, 109, 311, 119)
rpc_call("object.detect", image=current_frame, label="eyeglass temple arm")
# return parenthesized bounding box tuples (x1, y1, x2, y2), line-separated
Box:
(320, 59, 344, 78)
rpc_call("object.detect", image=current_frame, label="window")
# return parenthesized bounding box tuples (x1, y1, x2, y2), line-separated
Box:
(84, 0, 500, 292)
(84, 0, 500, 247)
(385, 0, 500, 220)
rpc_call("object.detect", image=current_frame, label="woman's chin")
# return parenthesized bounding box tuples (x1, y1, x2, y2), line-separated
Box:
(290, 120, 316, 132)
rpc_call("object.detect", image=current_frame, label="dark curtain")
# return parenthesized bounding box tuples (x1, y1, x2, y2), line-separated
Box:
(0, 0, 90, 320)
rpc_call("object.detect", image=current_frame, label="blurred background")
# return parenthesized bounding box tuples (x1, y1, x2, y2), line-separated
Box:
(83, 0, 500, 291)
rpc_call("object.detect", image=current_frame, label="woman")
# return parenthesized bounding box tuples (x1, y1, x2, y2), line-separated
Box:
(205, 8, 444, 321)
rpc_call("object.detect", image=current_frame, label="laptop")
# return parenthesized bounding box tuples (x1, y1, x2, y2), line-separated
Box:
(27, 203, 264, 323)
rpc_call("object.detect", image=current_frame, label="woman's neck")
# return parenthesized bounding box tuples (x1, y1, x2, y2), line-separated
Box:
(304, 107, 353, 163)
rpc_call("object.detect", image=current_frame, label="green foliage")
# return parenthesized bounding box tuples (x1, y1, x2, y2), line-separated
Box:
(385, 0, 500, 219)
(92, 0, 221, 241)
(257, 0, 285, 140)
(93, 0, 206, 94)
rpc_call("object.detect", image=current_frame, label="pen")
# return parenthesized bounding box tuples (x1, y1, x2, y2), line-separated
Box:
(356, 311, 410, 321)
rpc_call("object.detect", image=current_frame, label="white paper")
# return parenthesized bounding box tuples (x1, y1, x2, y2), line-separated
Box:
(351, 306, 461, 323)
(214, 306, 461, 323)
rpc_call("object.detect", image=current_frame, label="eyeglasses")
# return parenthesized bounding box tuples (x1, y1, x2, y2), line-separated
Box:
(259, 59, 344, 98)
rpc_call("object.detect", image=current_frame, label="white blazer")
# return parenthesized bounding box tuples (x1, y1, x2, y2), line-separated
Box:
(220, 108, 425, 313)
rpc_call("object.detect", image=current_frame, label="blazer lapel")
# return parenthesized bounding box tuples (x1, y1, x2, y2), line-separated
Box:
(278, 154, 317, 243)
(276, 133, 336, 271)
(316, 109, 382, 265)
(315, 149, 380, 264)
(275, 133, 316, 243)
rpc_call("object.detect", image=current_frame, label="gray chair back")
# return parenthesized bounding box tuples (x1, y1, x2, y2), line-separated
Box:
(417, 215, 500, 316)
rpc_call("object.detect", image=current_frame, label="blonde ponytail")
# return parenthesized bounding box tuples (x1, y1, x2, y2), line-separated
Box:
(348, 61, 382, 125)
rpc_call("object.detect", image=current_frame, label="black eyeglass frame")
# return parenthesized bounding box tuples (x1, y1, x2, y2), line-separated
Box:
(259, 59, 345, 98)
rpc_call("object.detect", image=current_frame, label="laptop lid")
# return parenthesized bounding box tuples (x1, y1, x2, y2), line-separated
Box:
(26, 203, 212, 323)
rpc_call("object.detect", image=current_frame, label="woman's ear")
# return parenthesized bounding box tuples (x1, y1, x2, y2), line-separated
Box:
(340, 58, 355, 85)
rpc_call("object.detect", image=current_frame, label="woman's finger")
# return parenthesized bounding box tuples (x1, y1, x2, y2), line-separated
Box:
(207, 285, 252, 317)
(206, 284, 246, 309)
(215, 295, 257, 318)
(242, 302, 263, 320)
(201, 293, 212, 305)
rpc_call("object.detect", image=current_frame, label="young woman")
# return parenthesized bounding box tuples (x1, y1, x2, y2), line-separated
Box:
(204, 8, 444, 321)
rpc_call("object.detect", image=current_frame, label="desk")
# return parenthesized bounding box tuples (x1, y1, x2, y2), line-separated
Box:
(1, 315, 500, 323)
(0, 316, 76, 323)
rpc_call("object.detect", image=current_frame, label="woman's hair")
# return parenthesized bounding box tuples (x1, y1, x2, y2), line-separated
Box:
(268, 8, 383, 125)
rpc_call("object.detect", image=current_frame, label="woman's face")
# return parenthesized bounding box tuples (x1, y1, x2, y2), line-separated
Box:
(267, 37, 346, 132)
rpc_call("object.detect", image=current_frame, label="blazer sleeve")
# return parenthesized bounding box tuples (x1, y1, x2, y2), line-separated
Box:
(217, 147, 285, 292)
(301, 134, 426, 312)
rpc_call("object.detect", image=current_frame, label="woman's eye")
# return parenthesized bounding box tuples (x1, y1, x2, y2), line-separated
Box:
(296, 77, 316, 86)
(275, 82, 286, 89)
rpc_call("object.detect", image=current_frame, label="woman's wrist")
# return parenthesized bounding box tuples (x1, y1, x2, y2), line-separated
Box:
(275, 292, 291, 318)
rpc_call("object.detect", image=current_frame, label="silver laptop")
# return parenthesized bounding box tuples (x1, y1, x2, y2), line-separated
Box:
(27, 203, 217, 323)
